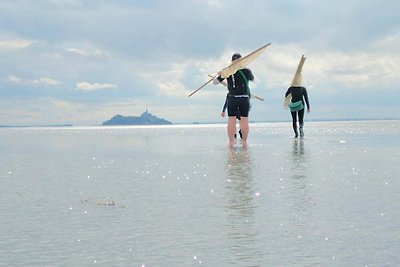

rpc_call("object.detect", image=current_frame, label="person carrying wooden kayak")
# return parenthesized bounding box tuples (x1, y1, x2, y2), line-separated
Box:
(213, 53, 254, 147)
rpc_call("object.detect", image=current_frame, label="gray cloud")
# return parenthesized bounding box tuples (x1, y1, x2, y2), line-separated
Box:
(1, 0, 400, 125)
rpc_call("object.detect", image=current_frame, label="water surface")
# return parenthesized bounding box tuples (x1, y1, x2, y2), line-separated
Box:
(1, 121, 399, 266)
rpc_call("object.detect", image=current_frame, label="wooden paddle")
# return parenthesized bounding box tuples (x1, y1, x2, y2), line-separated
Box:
(188, 43, 271, 97)
(207, 75, 264, 101)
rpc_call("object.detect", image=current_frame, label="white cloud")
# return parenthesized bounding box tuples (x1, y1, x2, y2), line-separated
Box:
(140, 63, 188, 97)
(45, 0, 83, 8)
(305, 50, 400, 90)
(75, 81, 118, 91)
(205, 0, 223, 9)
(371, 34, 400, 52)
(0, 39, 34, 50)
(32, 77, 62, 86)
(6, 75, 62, 86)
(1, 1, 400, 125)
(6, 75, 22, 83)
(67, 48, 106, 57)
(230, 42, 400, 93)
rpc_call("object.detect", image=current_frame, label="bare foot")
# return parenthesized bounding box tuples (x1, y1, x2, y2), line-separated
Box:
(229, 140, 235, 148)
(242, 140, 248, 148)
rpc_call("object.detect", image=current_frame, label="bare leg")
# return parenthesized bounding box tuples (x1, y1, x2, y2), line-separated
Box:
(239, 116, 249, 147)
(227, 116, 237, 147)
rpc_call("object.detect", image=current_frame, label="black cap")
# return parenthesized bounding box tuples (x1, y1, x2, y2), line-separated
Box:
(232, 53, 241, 61)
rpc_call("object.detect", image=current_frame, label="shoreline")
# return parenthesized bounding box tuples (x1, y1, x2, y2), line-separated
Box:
(1, 117, 399, 129)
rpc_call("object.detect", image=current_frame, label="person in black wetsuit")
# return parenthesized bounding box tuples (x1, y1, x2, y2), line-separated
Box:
(285, 74, 310, 138)
(214, 53, 254, 147)
(221, 93, 242, 139)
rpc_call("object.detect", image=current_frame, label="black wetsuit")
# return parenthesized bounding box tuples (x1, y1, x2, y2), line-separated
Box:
(217, 68, 254, 117)
(222, 93, 241, 120)
(285, 86, 310, 136)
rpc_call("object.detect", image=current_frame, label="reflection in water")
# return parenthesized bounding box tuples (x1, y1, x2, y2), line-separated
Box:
(292, 138, 305, 158)
(224, 148, 262, 265)
(286, 139, 313, 243)
(288, 139, 311, 197)
(290, 139, 306, 179)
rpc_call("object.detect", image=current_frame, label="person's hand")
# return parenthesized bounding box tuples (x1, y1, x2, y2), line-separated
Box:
(221, 112, 225, 117)
(307, 108, 310, 113)
(213, 78, 220, 85)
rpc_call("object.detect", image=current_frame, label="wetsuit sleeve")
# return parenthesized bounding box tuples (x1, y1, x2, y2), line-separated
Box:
(217, 75, 225, 82)
(244, 68, 254, 81)
(222, 94, 228, 112)
(285, 87, 292, 97)
(302, 87, 310, 109)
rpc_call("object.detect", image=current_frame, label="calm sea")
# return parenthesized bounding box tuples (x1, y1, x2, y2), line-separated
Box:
(1, 120, 399, 266)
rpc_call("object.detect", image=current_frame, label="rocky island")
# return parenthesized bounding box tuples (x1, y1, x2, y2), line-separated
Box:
(102, 110, 172, 126)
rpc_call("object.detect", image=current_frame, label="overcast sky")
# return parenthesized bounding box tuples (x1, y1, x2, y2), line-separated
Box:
(1, 0, 399, 125)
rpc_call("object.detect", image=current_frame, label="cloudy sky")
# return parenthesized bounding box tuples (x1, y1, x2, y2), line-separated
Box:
(1, 0, 399, 125)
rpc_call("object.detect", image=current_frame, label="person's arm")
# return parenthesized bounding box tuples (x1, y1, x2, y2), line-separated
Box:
(285, 87, 292, 97)
(221, 94, 228, 117)
(302, 87, 310, 111)
(243, 68, 254, 81)
(213, 75, 225, 84)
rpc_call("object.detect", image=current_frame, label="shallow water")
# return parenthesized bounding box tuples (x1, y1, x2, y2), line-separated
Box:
(1, 121, 399, 266)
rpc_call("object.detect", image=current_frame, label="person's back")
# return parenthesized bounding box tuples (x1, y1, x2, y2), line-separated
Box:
(285, 83, 310, 138)
(226, 68, 254, 96)
(214, 53, 254, 147)
(286, 86, 309, 106)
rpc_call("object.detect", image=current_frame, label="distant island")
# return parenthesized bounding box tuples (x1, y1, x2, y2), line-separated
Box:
(102, 110, 173, 126)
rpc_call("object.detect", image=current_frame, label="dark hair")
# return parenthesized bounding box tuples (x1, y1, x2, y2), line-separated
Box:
(232, 53, 242, 61)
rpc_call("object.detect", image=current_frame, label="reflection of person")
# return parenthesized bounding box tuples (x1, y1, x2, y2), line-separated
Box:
(285, 73, 310, 138)
(221, 93, 242, 139)
(292, 138, 305, 156)
(214, 53, 254, 147)
(225, 149, 261, 262)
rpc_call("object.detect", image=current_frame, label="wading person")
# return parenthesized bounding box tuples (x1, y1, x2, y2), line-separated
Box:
(214, 53, 254, 147)
(285, 72, 310, 138)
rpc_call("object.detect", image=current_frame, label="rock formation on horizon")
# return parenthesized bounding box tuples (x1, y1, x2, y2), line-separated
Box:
(102, 110, 173, 125)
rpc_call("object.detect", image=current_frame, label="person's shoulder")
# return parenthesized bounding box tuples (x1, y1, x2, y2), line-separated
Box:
(242, 68, 252, 73)
(242, 68, 254, 79)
